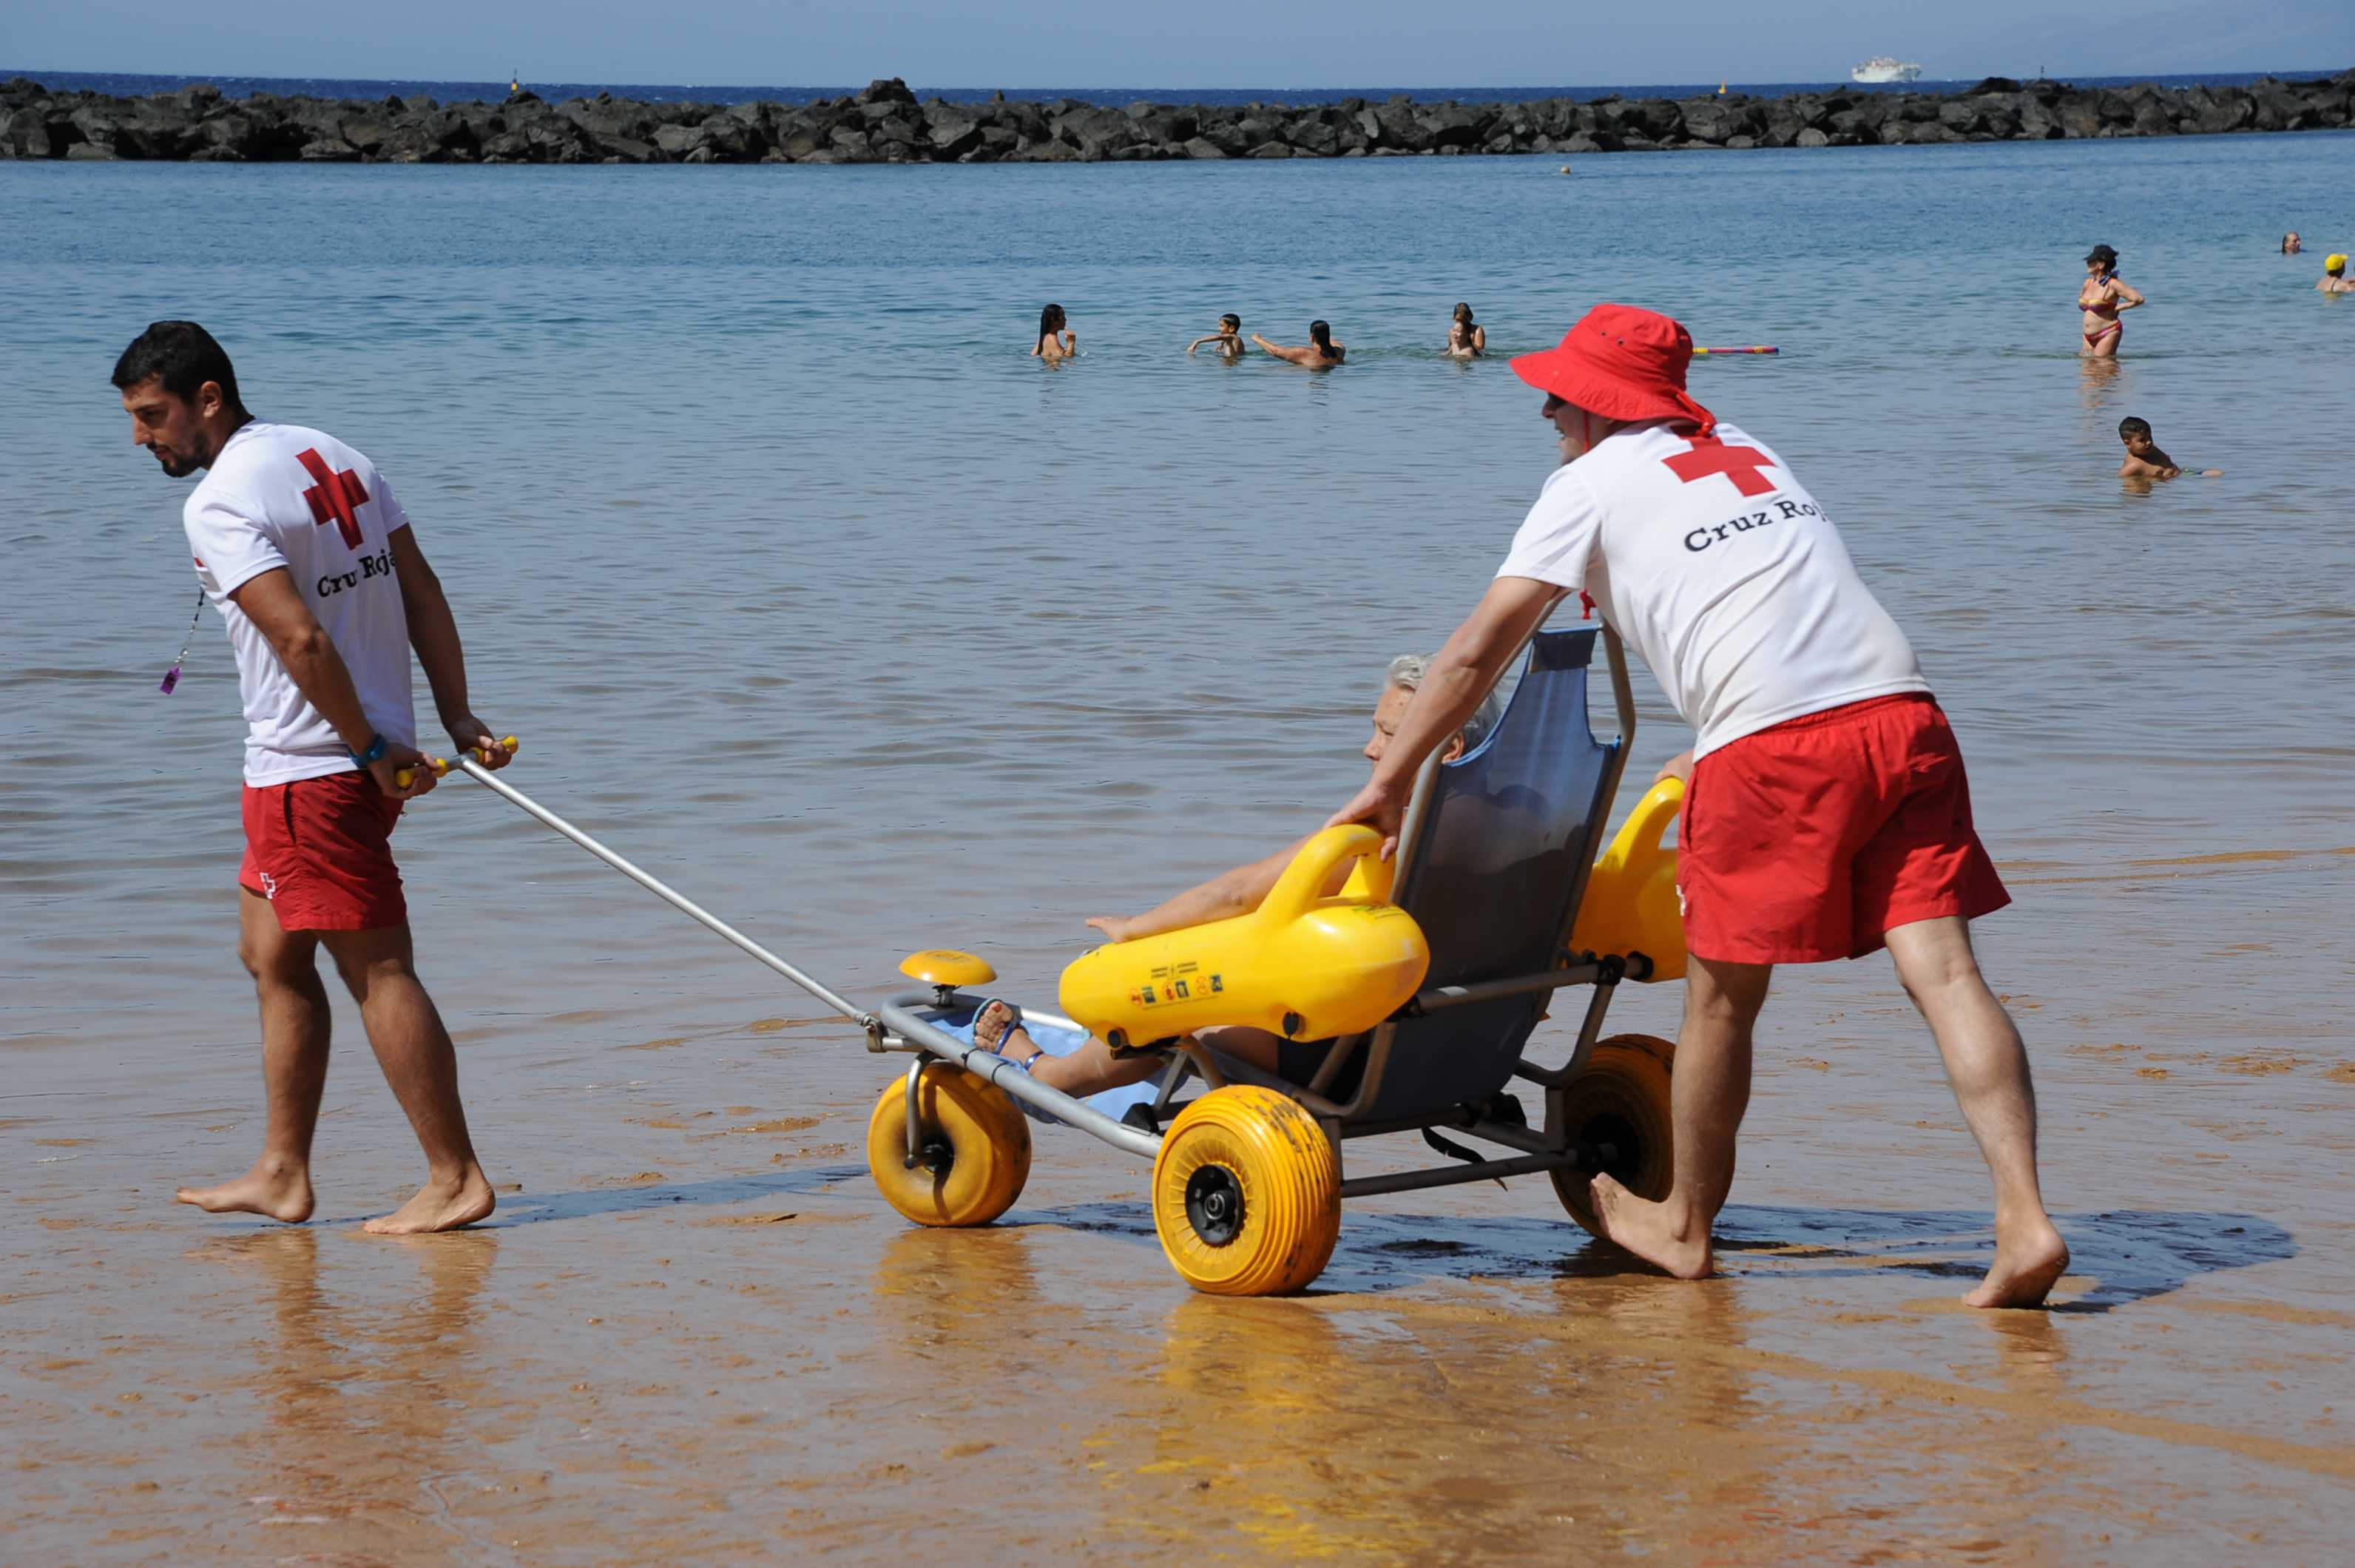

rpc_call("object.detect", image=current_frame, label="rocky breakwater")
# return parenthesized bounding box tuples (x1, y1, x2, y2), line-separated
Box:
(6, 72, 2352, 165)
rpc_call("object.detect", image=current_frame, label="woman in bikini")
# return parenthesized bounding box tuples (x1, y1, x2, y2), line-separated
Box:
(1032, 303, 1075, 361)
(2077, 245, 2143, 359)
(1251, 319, 1345, 367)
(1443, 302, 1486, 358)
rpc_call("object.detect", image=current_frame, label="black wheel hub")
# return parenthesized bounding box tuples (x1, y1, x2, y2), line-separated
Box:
(1579, 1112, 1639, 1184)
(1185, 1165, 1245, 1246)
(916, 1135, 954, 1178)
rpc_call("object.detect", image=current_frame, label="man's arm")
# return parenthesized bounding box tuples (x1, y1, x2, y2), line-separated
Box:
(1328, 575, 1567, 851)
(227, 568, 436, 798)
(389, 526, 513, 769)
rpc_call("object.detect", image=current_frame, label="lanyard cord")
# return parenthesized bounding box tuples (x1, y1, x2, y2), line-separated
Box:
(159, 589, 205, 695)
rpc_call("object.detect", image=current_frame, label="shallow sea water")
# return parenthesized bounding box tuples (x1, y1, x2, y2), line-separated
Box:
(2, 135, 2352, 1561)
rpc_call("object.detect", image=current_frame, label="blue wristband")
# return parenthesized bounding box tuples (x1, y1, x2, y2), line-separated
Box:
(348, 732, 387, 768)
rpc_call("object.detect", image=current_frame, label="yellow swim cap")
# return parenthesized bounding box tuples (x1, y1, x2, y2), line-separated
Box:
(2328, 254, 2348, 273)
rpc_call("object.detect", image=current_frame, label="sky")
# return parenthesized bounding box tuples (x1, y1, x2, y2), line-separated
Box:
(4, 0, 2338, 88)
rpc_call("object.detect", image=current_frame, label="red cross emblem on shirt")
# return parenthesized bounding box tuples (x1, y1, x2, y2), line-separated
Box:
(294, 447, 369, 549)
(1661, 434, 1782, 497)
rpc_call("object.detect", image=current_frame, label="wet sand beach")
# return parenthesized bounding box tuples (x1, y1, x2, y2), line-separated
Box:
(7, 839, 2351, 1561)
(4, 132, 2353, 1558)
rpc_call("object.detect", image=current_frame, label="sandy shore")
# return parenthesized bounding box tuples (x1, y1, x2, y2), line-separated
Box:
(5, 842, 2350, 1561)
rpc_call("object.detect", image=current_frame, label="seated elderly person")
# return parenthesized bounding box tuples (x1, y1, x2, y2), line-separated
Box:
(972, 654, 1507, 1102)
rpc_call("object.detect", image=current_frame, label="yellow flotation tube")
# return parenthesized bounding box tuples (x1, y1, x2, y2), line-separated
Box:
(1059, 825, 1430, 1050)
(1567, 778, 1687, 981)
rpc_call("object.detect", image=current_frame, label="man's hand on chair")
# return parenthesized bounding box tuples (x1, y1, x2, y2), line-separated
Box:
(1328, 775, 1411, 861)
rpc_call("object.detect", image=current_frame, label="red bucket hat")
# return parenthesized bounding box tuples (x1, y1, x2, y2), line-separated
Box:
(1511, 304, 1717, 436)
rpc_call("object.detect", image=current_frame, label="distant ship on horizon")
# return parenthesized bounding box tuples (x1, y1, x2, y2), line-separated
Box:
(1851, 56, 1925, 84)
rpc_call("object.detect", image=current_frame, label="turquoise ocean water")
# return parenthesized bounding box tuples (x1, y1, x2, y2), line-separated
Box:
(3, 131, 2351, 1061)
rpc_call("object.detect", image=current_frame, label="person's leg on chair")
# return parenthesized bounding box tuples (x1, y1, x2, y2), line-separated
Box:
(1884, 916, 2068, 1307)
(320, 924, 494, 1234)
(1589, 954, 1773, 1279)
(176, 889, 332, 1222)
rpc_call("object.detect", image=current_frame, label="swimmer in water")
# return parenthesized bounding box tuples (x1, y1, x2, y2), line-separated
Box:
(2318, 254, 2354, 294)
(1032, 303, 1075, 361)
(1251, 319, 1345, 367)
(1443, 302, 1486, 358)
(2281, 232, 2302, 254)
(2076, 244, 2143, 359)
(2117, 416, 2221, 481)
(1186, 313, 1247, 357)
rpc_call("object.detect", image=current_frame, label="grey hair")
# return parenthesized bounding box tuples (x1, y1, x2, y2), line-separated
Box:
(1385, 654, 1509, 754)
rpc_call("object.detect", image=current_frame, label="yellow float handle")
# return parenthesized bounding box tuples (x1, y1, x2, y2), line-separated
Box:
(1257, 824, 1391, 927)
(1598, 777, 1682, 868)
(396, 735, 521, 791)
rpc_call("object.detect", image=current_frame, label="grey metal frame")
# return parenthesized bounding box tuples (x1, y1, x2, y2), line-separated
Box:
(449, 625, 1643, 1206)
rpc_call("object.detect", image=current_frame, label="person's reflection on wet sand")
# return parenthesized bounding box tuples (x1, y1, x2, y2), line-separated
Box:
(1984, 1306, 2069, 1388)
(204, 1228, 498, 1546)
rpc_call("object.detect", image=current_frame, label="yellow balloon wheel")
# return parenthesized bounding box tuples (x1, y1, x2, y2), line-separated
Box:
(865, 1065, 1032, 1228)
(1551, 1033, 1677, 1238)
(1151, 1086, 1341, 1297)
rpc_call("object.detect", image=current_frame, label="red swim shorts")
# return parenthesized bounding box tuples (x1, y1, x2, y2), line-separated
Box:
(1677, 694, 2009, 965)
(239, 771, 408, 932)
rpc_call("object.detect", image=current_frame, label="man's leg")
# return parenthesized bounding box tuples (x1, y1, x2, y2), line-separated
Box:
(1588, 955, 1773, 1280)
(177, 889, 329, 1222)
(1883, 916, 2069, 1307)
(318, 925, 494, 1234)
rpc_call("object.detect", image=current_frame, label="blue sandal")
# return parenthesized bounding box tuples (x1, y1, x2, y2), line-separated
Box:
(972, 998, 1039, 1070)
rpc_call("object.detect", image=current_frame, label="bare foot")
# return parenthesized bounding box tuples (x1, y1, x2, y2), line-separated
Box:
(1963, 1217, 2070, 1308)
(362, 1167, 496, 1234)
(175, 1158, 314, 1223)
(1587, 1173, 1712, 1280)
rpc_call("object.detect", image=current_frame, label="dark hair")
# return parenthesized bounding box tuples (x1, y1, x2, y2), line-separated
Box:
(1453, 302, 1474, 323)
(2282, 232, 2299, 252)
(1220, 313, 1240, 331)
(2084, 243, 2118, 270)
(1038, 303, 1067, 339)
(1309, 319, 1335, 359)
(2118, 416, 2152, 439)
(112, 320, 245, 411)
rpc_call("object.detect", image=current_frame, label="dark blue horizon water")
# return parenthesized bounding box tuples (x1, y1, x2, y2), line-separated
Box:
(7, 64, 2348, 109)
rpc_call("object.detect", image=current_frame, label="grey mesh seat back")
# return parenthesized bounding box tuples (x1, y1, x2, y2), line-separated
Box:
(1345, 626, 1618, 1123)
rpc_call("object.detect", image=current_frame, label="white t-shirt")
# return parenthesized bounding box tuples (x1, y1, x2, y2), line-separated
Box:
(183, 422, 418, 786)
(1496, 419, 1928, 759)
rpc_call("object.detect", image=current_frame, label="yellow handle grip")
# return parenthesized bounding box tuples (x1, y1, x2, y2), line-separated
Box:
(1257, 824, 1390, 927)
(397, 735, 520, 790)
(1598, 777, 1682, 870)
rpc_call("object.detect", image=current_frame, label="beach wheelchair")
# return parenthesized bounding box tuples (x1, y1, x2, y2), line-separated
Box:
(864, 625, 1689, 1295)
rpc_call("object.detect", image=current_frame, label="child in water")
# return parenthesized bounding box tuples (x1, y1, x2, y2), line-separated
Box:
(1186, 314, 1247, 356)
(2118, 417, 2221, 480)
